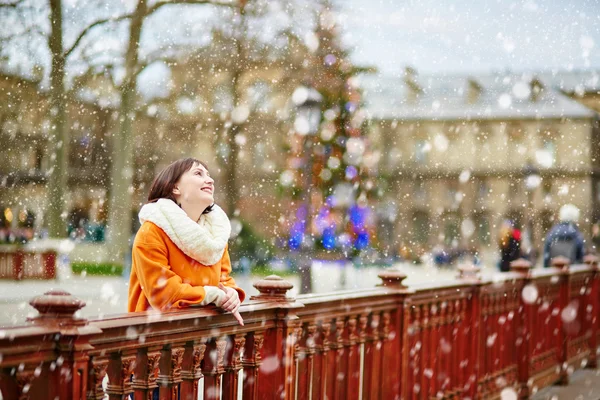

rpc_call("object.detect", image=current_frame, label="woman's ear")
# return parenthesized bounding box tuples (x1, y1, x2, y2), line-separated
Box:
(172, 186, 180, 195)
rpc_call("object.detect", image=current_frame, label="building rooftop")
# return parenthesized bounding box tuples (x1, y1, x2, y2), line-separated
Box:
(360, 70, 599, 121)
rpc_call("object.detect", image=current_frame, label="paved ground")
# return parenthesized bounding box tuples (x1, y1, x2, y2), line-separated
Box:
(532, 369, 600, 400)
(0, 258, 498, 326)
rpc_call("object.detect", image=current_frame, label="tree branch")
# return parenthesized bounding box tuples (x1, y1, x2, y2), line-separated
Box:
(146, 0, 236, 15)
(0, 0, 25, 8)
(63, 14, 132, 59)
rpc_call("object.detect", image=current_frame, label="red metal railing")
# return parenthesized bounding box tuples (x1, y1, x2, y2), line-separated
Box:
(0, 249, 56, 280)
(0, 257, 598, 400)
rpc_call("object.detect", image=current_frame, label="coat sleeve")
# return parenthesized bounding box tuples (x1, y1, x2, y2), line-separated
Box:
(219, 245, 246, 302)
(133, 228, 215, 310)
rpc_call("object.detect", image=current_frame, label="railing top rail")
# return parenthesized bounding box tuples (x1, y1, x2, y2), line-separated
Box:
(296, 285, 410, 305)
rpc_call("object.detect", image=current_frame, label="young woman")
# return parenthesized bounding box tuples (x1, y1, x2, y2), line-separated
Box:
(128, 158, 244, 325)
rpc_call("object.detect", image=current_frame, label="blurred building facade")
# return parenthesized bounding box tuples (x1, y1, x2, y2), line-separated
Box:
(3, 66, 600, 261)
(0, 50, 299, 244)
(363, 69, 600, 256)
(0, 71, 160, 242)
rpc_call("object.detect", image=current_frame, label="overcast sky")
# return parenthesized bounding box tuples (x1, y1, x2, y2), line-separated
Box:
(336, 0, 600, 76)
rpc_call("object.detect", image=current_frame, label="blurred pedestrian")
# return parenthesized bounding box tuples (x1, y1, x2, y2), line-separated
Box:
(498, 220, 521, 272)
(543, 204, 584, 268)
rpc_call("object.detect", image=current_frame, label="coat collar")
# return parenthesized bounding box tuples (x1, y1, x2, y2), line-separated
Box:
(138, 198, 231, 266)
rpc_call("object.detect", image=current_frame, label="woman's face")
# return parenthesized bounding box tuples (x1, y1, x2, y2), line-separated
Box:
(173, 163, 214, 210)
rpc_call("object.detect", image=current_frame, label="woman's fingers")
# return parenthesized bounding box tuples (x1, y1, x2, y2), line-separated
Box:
(232, 310, 244, 326)
(222, 295, 239, 311)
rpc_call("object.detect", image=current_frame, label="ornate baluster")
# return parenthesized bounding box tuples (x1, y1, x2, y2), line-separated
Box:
(242, 332, 265, 400)
(106, 353, 136, 400)
(442, 300, 452, 396)
(362, 312, 380, 400)
(320, 320, 335, 400)
(310, 322, 325, 400)
(132, 348, 160, 400)
(333, 316, 346, 400)
(158, 345, 184, 400)
(305, 323, 317, 399)
(14, 369, 34, 400)
(87, 358, 109, 400)
(345, 316, 360, 400)
(203, 337, 227, 400)
(420, 304, 430, 399)
(180, 341, 206, 400)
(222, 334, 246, 400)
(356, 314, 368, 399)
(291, 324, 305, 400)
(295, 323, 311, 400)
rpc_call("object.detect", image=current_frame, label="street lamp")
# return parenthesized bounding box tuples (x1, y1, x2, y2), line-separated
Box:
(292, 86, 323, 294)
(523, 162, 541, 263)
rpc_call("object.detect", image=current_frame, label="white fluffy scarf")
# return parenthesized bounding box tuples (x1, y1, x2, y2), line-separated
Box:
(138, 198, 231, 266)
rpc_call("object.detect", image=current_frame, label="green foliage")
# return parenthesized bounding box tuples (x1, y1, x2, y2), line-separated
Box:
(72, 262, 123, 276)
(229, 220, 275, 268)
(250, 263, 295, 277)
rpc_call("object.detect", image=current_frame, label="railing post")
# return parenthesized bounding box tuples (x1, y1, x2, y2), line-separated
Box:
(250, 275, 298, 400)
(222, 334, 246, 400)
(158, 345, 184, 400)
(28, 290, 101, 400)
(132, 347, 161, 400)
(510, 258, 533, 399)
(377, 267, 410, 399)
(457, 263, 483, 399)
(584, 254, 599, 369)
(43, 251, 57, 279)
(551, 256, 571, 385)
(180, 340, 206, 400)
(202, 337, 226, 400)
(13, 249, 23, 280)
(241, 332, 264, 399)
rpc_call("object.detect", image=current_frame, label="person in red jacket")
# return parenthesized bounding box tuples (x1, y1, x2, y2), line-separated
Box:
(128, 157, 244, 325)
(498, 220, 521, 272)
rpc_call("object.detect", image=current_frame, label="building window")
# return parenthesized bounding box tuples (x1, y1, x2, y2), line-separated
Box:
(475, 123, 491, 143)
(414, 180, 427, 202)
(477, 180, 489, 201)
(474, 212, 491, 245)
(412, 211, 430, 245)
(508, 123, 524, 141)
(414, 140, 429, 164)
(443, 213, 460, 246)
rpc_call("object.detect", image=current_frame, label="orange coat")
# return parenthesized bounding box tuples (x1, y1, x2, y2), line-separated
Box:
(128, 221, 245, 312)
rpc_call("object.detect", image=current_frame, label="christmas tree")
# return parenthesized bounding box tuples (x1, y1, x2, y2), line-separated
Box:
(281, 5, 379, 259)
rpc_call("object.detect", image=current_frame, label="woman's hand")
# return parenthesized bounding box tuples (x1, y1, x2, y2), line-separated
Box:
(218, 283, 244, 326)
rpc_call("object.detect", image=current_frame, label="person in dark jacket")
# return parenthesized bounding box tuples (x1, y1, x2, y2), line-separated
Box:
(498, 220, 521, 272)
(543, 204, 585, 268)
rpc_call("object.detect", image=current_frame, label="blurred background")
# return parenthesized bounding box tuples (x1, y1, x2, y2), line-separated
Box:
(1, 0, 600, 320)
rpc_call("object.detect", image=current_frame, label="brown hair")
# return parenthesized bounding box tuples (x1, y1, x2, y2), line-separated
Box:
(147, 157, 213, 214)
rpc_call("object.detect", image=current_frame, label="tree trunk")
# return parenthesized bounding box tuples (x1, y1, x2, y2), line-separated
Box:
(220, 4, 247, 217)
(46, 0, 68, 237)
(223, 123, 241, 216)
(106, 0, 146, 264)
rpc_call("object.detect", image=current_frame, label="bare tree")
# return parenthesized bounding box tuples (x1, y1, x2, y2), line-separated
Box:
(105, 0, 238, 263)
(167, 2, 311, 217)
(1, 0, 132, 237)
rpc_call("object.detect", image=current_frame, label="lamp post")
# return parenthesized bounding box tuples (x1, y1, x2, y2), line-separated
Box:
(292, 85, 323, 294)
(523, 162, 541, 262)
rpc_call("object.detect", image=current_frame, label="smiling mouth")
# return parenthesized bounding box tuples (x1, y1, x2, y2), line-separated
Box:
(202, 188, 213, 194)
